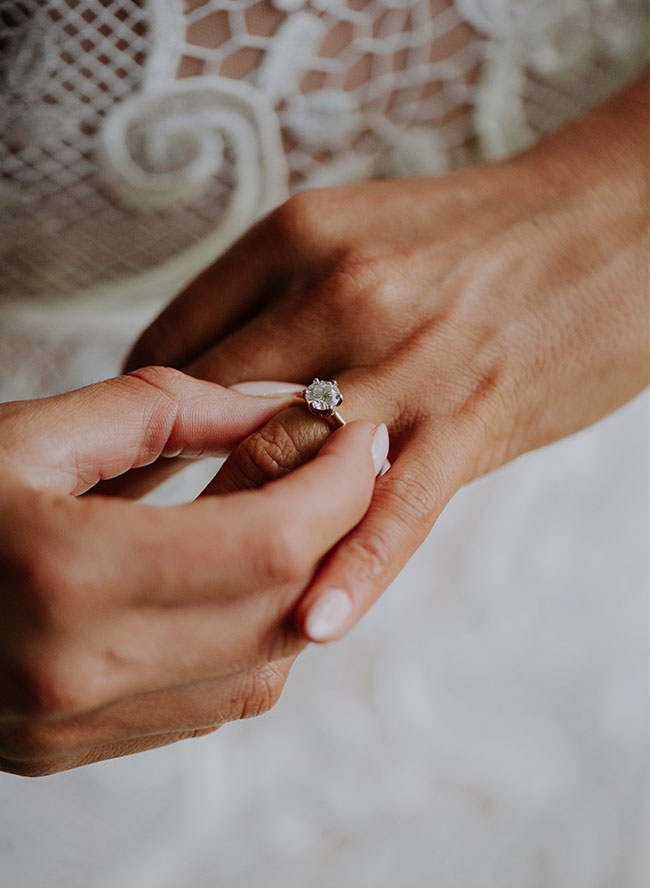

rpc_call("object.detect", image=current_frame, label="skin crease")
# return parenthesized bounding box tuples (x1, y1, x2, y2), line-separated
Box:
(0, 76, 646, 776)
(125, 75, 649, 640)
(0, 370, 387, 775)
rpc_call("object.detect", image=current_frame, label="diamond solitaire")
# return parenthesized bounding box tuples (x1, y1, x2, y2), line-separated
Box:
(301, 378, 346, 427)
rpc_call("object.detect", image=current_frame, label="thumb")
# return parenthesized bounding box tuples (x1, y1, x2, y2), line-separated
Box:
(0, 367, 298, 496)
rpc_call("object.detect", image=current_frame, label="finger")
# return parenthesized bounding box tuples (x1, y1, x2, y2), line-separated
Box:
(208, 370, 395, 496)
(123, 222, 283, 372)
(91, 382, 307, 500)
(1, 366, 297, 495)
(4, 423, 387, 715)
(0, 658, 294, 774)
(184, 299, 348, 388)
(112, 419, 388, 609)
(294, 426, 475, 643)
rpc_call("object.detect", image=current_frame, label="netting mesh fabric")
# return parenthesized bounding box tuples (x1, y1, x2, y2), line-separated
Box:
(0, 0, 647, 301)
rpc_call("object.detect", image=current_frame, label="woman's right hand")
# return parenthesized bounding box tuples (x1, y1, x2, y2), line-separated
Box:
(0, 366, 387, 776)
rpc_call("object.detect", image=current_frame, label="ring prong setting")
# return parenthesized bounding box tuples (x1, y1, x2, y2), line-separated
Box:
(303, 378, 343, 417)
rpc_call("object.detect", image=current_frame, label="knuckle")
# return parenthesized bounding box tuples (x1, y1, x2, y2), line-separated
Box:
(318, 256, 392, 321)
(336, 471, 442, 587)
(269, 191, 325, 249)
(249, 428, 300, 479)
(237, 422, 306, 487)
(0, 756, 60, 778)
(342, 527, 392, 582)
(126, 364, 185, 396)
(381, 470, 441, 531)
(0, 508, 104, 722)
(123, 367, 183, 458)
(238, 663, 287, 720)
(1, 722, 68, 762)
(17, 648, 94, 720)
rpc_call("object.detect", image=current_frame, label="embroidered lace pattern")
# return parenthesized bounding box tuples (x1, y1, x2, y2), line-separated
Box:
(0, 0, 647, 300)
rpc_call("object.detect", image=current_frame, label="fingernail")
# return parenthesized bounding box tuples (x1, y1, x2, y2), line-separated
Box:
(371, 423, 389, 475)
(229, 381, 306, 397)
(305, 588, 353, 642)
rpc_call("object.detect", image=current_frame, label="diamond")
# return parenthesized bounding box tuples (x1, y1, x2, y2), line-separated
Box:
(304, 378, 343, 415)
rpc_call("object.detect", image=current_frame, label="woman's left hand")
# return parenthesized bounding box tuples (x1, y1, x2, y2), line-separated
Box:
(126, 75, 649, 644)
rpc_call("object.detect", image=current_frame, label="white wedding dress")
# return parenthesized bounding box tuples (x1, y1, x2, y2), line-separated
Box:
(0, 3, 648, 887)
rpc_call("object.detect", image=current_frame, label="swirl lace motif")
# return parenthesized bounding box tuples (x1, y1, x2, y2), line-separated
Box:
(0, 0, 647, 300)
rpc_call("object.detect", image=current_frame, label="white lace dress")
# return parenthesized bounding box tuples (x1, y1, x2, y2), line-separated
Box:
(0, 3, 648, 887)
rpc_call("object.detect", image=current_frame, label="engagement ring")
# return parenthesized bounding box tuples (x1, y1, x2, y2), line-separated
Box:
(299, 378, 346, 428)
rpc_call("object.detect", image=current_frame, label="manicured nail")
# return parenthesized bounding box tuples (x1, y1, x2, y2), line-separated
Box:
(229, 380, 306, 396)
(371, 423, 389, 475)
(305, 588, 353, 642)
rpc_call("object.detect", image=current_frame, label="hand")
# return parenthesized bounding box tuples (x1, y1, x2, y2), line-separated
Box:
(125, 76, 649, 644)
(0, 367, 388, 775)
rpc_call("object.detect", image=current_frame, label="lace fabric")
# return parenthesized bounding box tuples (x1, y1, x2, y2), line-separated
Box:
(0, 0, 647, 302)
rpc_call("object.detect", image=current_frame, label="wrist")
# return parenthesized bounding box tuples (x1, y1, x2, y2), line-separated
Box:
(509, 73, 649, 204)
(446, 79, 649, 474)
